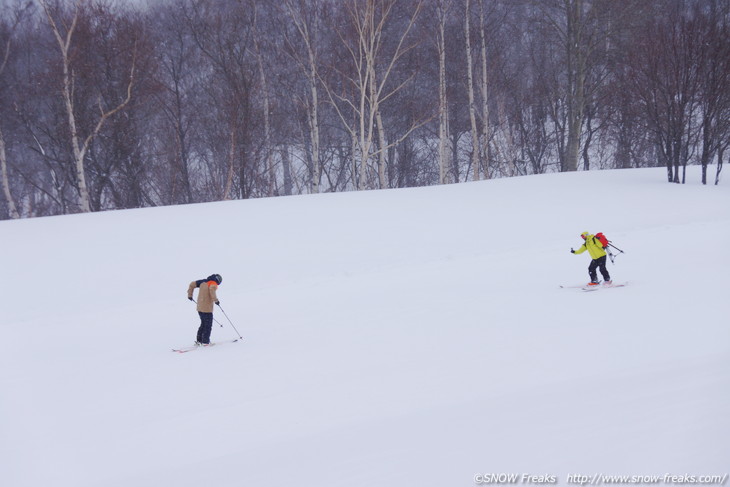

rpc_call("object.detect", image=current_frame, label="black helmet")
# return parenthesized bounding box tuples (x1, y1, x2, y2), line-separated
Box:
(208, 274, 222, 284)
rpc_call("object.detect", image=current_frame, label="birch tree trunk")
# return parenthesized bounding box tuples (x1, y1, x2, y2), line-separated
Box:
(0, 128, 19, 219)
(255, 43, 275, 196)
(369, 62, 388, 189)
(252, 9, 275, 197)
(281, 147, 293, 196)
(46, 2, 92, 212)
(0, 26, 19, 218)
(464, 0, 480, 181)
(564, 0, 585, 172)
(376, 107, 387, 188)
(223, 121, 237, 200)
(715, 146, 724, 186)
(172, 86, 194, 204)
(357, 4, 375, 190)
(437, 0, 452, 185)
(308, 81, 321, 194)
(351, 129, 360, 189)
(478, 0, 490, 179)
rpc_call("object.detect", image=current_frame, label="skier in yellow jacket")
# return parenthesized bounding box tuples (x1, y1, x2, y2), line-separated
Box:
(571, 232, 611, 286)
(187, 274, 222, 345)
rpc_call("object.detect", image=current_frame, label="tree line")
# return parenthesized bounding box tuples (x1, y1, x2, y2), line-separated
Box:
(1, 0, 728, 219)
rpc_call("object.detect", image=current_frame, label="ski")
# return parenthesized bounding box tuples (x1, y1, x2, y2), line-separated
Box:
(172, 347, 197, 353)
(172, 339, 239, 353)
(561, 281, 628, 290)
(582, 281, 628, 292)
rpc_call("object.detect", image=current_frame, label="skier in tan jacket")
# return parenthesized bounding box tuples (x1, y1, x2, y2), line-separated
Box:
(187, 274, 222, 345)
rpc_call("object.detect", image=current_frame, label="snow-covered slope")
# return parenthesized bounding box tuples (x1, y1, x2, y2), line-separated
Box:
(1, 167, 728, 487)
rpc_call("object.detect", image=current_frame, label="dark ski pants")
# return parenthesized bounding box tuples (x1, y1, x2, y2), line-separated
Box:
(588, 255, 610, 283)
(197, 312, 213, 344)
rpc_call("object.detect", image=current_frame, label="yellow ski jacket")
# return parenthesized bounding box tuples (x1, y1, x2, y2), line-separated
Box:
(574, 233, 607, 260)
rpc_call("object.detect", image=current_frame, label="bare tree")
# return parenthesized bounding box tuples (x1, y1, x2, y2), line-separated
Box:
(251, 3, 276, 197)
(283, 0, 324, 194)
(535, 0, 640, 172)
(39, 0, 136, 212)
(184, 0, 259, 200)
(463, 0, 480, 180)
(0, 45, 18, 218)
(626, 5, 704, 183)
(150, 1, 202, 205)
(321, 0, 424, 190)
(477, 0, 491, 179)
(435, 0, 454, 184)
(0, 1, 30, 219)
(695, 3, 730, 185)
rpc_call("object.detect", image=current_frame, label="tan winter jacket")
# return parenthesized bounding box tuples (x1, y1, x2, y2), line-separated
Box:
(188, 280, 219, 313)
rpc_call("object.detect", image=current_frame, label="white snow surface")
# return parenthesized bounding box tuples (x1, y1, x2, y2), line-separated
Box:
(1, 167, 729, 487)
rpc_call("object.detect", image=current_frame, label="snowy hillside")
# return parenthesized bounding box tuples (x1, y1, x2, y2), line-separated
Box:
(1, 167, 729, 487)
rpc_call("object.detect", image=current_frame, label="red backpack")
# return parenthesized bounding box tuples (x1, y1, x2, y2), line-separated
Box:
(595, 232, 609, 249)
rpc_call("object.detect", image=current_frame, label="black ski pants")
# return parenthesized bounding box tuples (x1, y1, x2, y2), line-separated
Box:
(588, 255, 610, 283)
(197, 312, 213, 344)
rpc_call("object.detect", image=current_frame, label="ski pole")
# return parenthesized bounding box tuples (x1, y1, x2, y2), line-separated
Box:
(608, 242, 625, 254)
(216, 303, 243, 340)
(190, 298, 224, 327)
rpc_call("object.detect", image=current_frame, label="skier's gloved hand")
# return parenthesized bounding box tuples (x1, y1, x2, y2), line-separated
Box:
(570, 248, 575, 254)
(188, 297, 194, 301)
(215, 300, 220, 306)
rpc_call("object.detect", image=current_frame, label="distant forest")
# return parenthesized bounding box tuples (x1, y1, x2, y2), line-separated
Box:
(1, 0, 728, 219)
